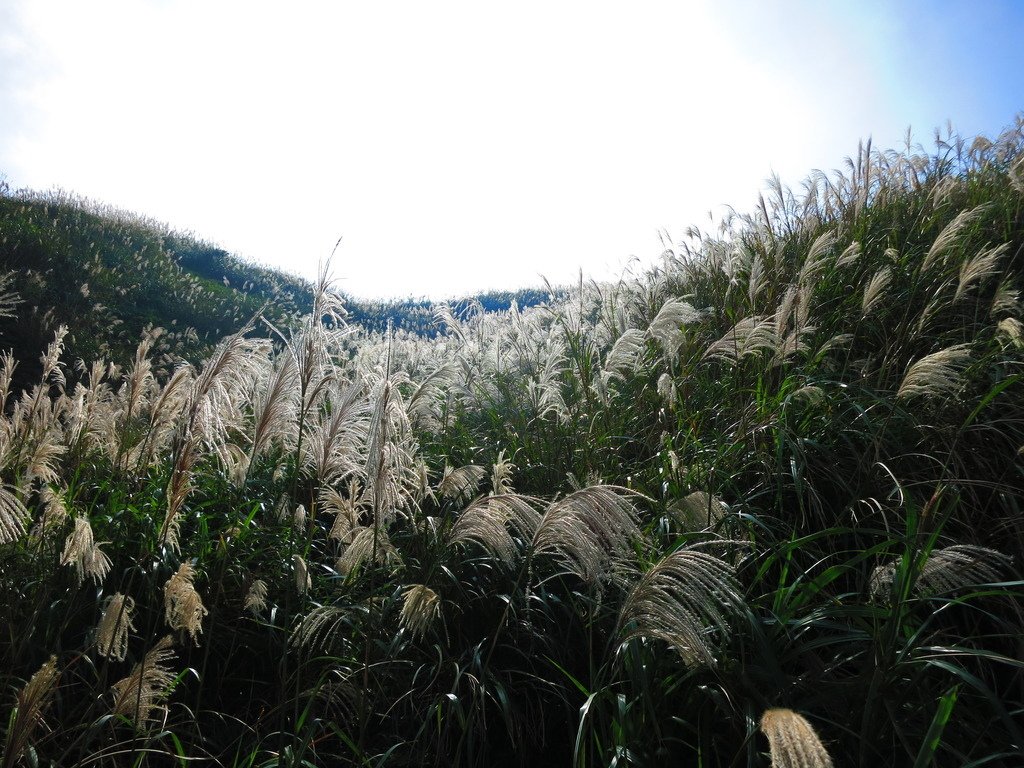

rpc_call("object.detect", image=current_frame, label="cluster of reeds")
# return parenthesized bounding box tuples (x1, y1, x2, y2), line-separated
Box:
(1, 117, 1023, 766)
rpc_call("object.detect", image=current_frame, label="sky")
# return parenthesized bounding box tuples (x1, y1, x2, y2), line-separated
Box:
(1, 0, 1022, 299)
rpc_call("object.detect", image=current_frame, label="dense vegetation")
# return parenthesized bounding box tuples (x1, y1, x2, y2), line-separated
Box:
(0, 185, 552, 389)
(2, 118, 1024, 767)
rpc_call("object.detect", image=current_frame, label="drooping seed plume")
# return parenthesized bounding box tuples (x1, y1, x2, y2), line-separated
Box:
(759, 708, 834, 768)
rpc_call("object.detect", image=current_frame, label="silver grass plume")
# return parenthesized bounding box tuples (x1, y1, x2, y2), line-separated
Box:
(161, 326, 262, 551)
(603, 328, 646, 378)
(3, 655, 60, 768)
(30, 485, 69, 540)
(290, 605, 347, 651)
(246, 353, 297, 479)
(0, 269, 22, 321)
(997, 317, 1024, 349)
(163, 563, 208, 644)
(797, 230, 836, 287)
(834, 240, 862, 269)
(490, 450, 516, 495)
(896, 344, 973, 400)
(667, 491, 728, 531)
(438, 464, 487, 502)
(336, 526, 402, 577)
(109, 635, 177, 728)
(759, 709, 834, 768)
(400, 584, 442, 640)
(0, 484, 29, 544)
(293, 554, 311, 595)
(956, 243, 1008, 301)
(991, 280, 1021, 318)
(95, 593, 136, 661)
(870, 544, 1013, 602)
(60, 515, 111, 584)
(244, 580, 269, 615)
(405, 363, 456, 431)
(532, 485, 642, 586)
(449, 494, 542, 567)
(303, 378, 370, 484)
(921, 203, 990, 274)
(656, 372, 676, 406)
(132, 365, 192, 472)
(1009, 153, 1024, 194)
(861, 266, 892, 317)
(616, 547, 745, 668)
(646, 298, 701, 361)
(0, 350, 17, 415)
(324, 481, 364, 543)
(705, 316, 778, 364)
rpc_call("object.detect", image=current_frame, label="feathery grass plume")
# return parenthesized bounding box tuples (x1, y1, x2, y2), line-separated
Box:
(490, 450, 516, 495)
(0, 484, 29, 544)
(655, 373, 677, 408)
(400, 584, 441, 639)
(1009, 153, 1024, 194)
(324, 481, 363, 542)
(532, 485, 642, 586)
(834, 240, 862, 269)
(60, 515, 111, 584)
(704, 316, 779, 364)
(997, 317, 1024, 349)
(861, 266, 892, 317)
(667, 491, 728, 531)
(95, 593, 136, 661)
(292, 503, 307, 532)
(405, 363, 456, 431)
(290, 605, 348, 651)
(335, 527, 401, 577)
(0, 268, 23, 320)
(603, 328, 646, 378)
(921, 203, 990, 274)
(293, 554, 311, 595)
(449, 494, 542, 566)
(797, 229, 836, 286)
(438, 464, 487, 502)
(747, 253, 766, 305)
(616, 547, 745, 668)
(29, 485, 68, 540)
(759, 709, 834, 768)
(161, 325, 262, 551)
(244, 579, 269, 615)
(896, 343, 973, 400)
(2, 656, 59, 768)
(246, 353, 297, 473)
(132, 364, 192, 471)
(0, 350, 17, 415)
(303, 378, 370, 484)
(646, 298, 701, 360)
(109, 635, 177, 728)
(956, 243, 1007, 301)
(870, 544, 1013, 602)
(991, 281, 1021, 318)
(163, 563, 208, 644)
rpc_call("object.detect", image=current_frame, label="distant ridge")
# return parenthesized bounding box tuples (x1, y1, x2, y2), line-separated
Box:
(0, 184, 555, 386)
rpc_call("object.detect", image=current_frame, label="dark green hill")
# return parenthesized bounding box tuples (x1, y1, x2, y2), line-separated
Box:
(0, 184, 553, 388)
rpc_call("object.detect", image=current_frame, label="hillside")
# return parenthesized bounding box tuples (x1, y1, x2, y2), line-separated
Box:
(0, 186, 553, 389)
(1, 119, 1024, 767)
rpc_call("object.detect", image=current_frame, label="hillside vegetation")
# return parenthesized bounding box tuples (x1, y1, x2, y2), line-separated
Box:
(0, 187, 551, 388)
(1, 118, 1024, 767)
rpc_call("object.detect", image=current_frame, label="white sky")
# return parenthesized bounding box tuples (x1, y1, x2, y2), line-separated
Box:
(1, 1, 1022, 298)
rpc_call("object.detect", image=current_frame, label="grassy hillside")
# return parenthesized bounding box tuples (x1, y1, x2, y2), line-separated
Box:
(1, 118, 1023, 767)
(0, 187, 553, 389)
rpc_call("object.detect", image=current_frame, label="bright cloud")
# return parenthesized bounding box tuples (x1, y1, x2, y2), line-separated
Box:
(1, 1, 1021, 298)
